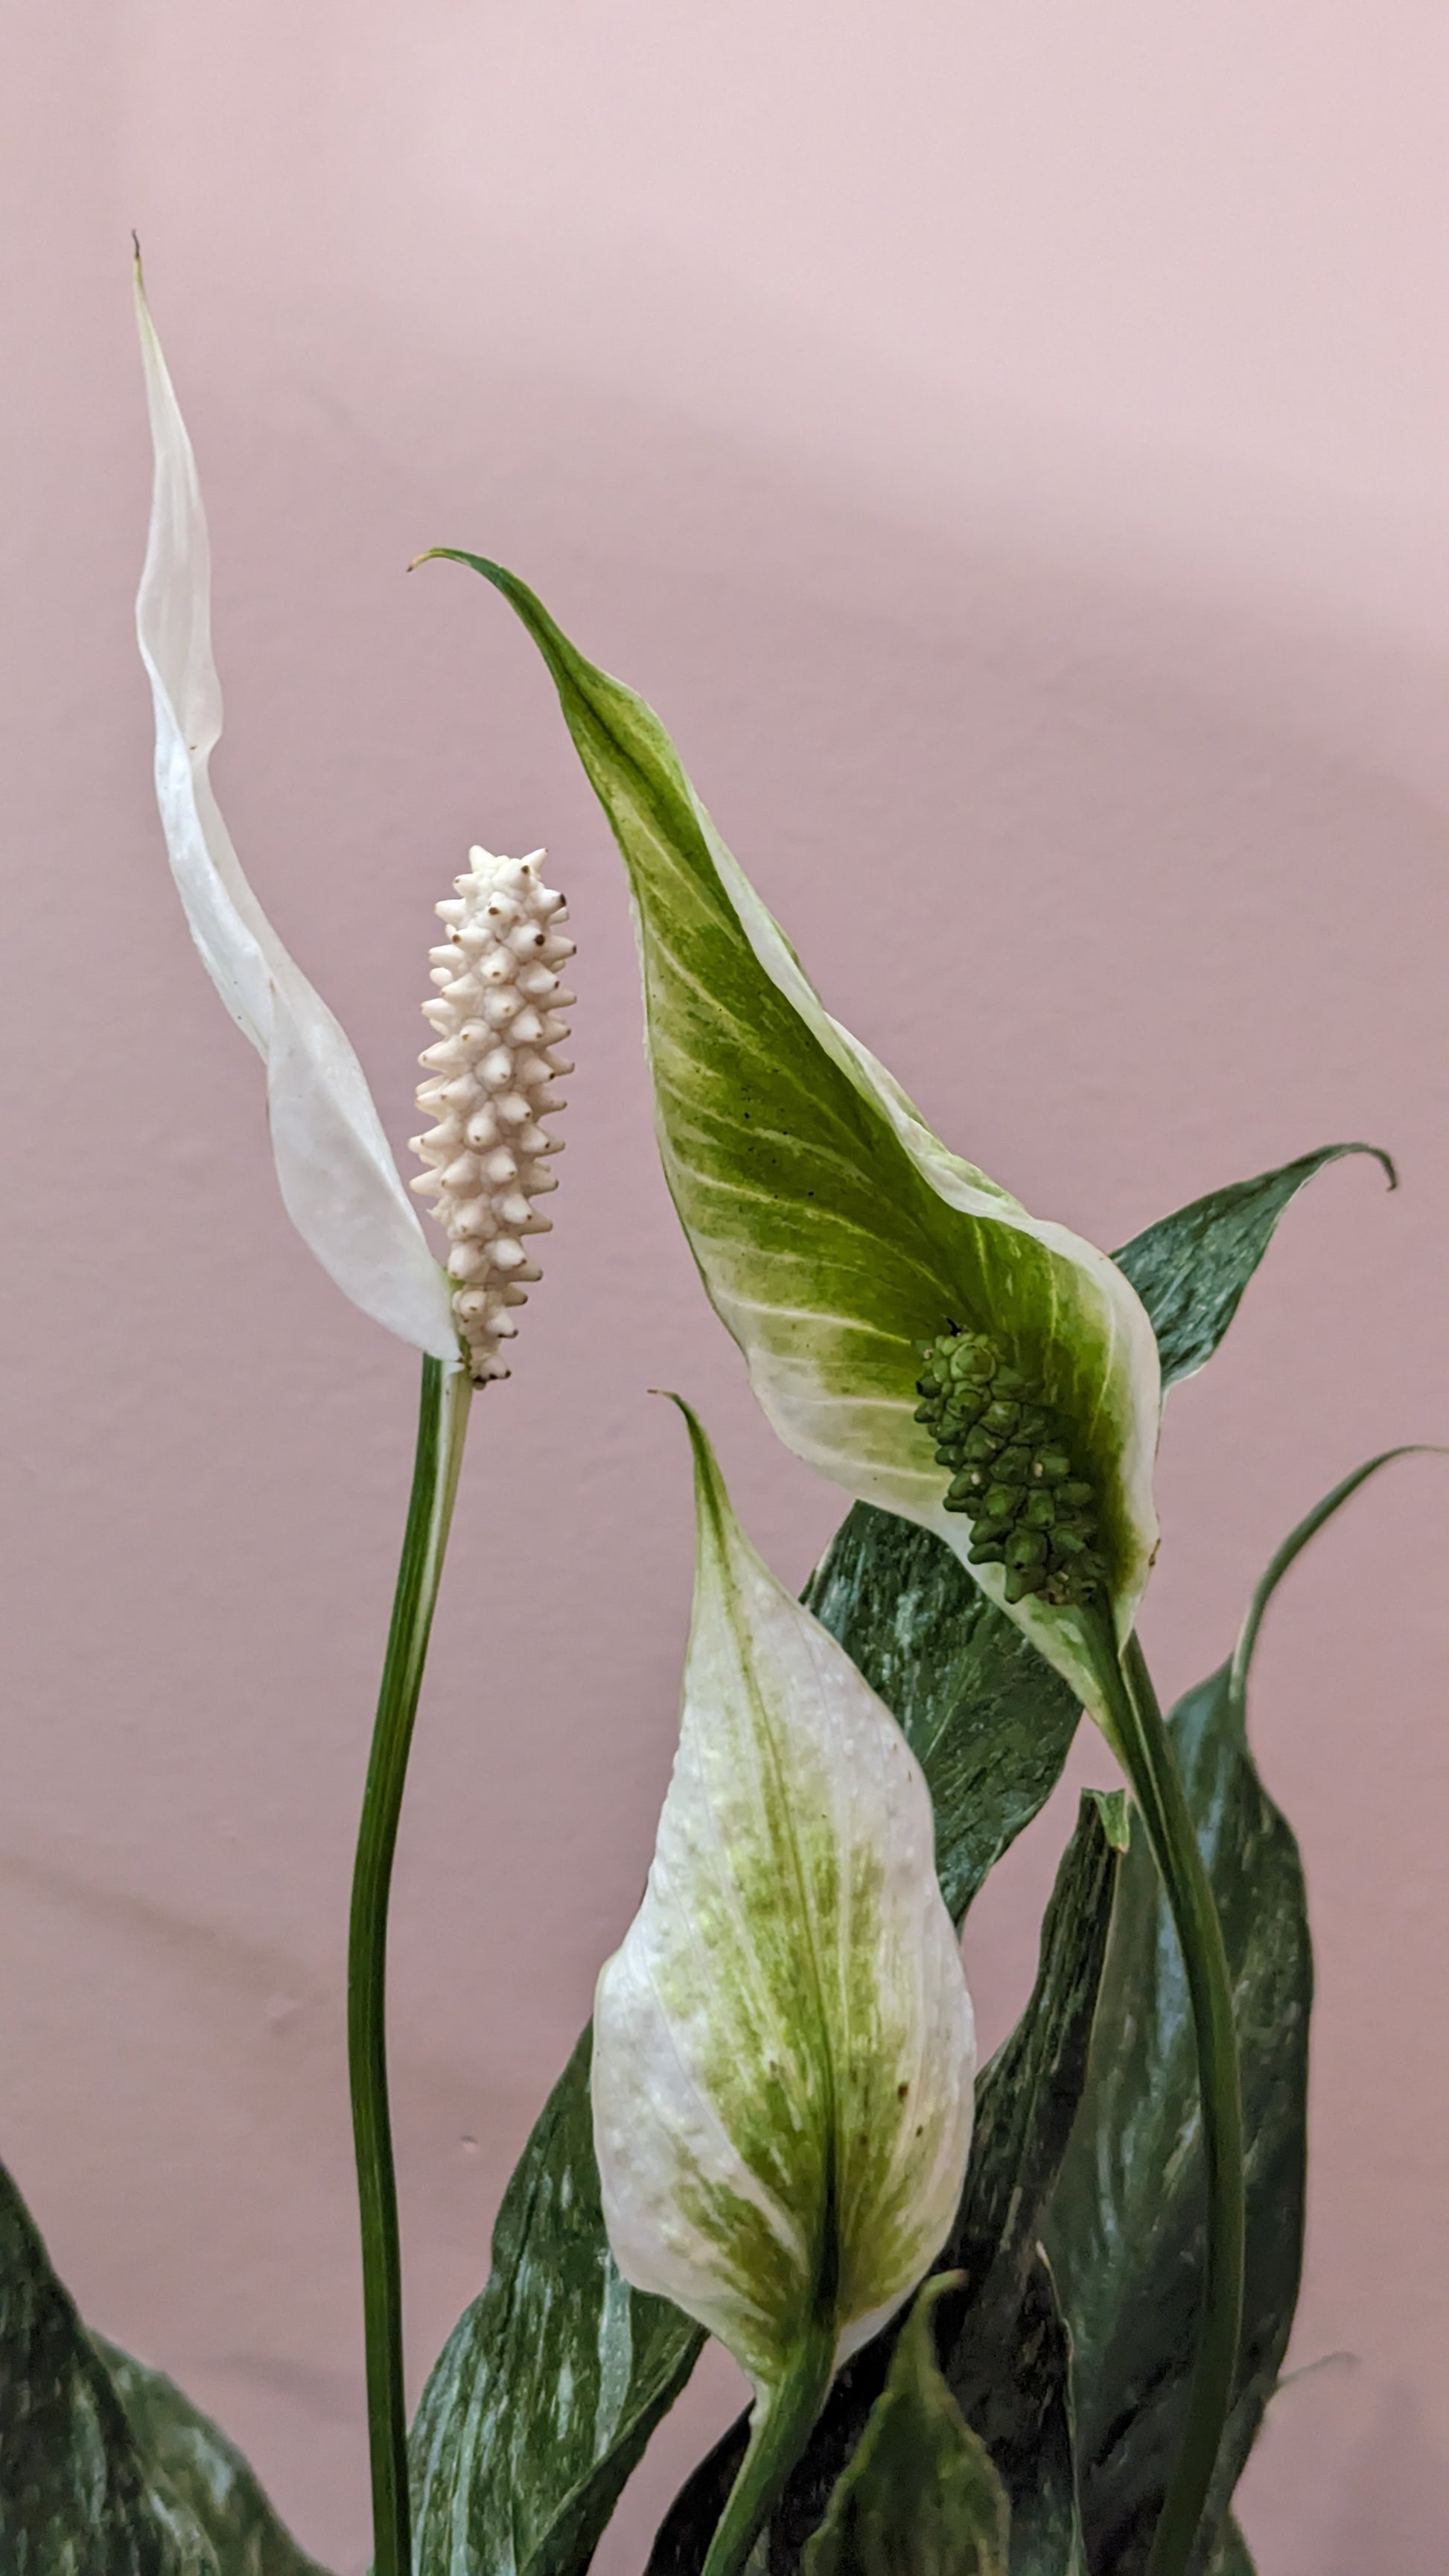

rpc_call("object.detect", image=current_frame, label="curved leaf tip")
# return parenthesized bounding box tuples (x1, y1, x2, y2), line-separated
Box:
(801, 2273, 1010, 2576)
(439, 549, 1162, 1725)
(1230, 1442, 1446, 1707)
(1115, 1140, 1399, 1392)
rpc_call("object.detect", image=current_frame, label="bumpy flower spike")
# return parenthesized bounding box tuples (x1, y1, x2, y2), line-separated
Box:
(410, 848, 574, 1384)
(914, 1328, 1106, 1608)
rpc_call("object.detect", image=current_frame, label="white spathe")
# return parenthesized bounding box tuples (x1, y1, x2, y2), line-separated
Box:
(133, 270, 458, 1362)
(593, 1406, 975, 2398)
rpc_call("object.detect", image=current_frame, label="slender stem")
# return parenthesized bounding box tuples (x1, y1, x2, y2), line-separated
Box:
(1096, 1630, 1245, 2576)
(348, 1354, 472, 2576)
(700, 2318, 837, 2576)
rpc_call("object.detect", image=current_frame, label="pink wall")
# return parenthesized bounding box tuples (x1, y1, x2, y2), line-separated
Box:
(3, 9, 1447, 2571)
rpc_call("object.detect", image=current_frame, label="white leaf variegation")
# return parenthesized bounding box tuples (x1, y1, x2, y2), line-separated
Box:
(431, 555, 1161, 1724)
(592, 1405, 975, 2402)
(134, 270, 458, 1362)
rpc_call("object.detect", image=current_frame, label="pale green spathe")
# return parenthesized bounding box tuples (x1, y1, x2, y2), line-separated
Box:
(591, 1406, 975, 2396)
(135, 270, 457, 1363)
(430, 556, 1160, 1719)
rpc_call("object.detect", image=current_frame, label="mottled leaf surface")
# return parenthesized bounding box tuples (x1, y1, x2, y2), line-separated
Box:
(1043, 1456, 1418, 2573)
(802, 2277, 1010, 2576)
(93, 2340, 328, 2576)
(0, 2159, 322, 2575)
(410, 2029, 703, 2576)
(407, 1151, 1362, 2573)
(409, 1478, 1121, 2576)
(1206, 2522, 1255, 2576)
(1043, 1662, 1308, 2576)
(802, 1507, 1080, 1925)
(1113, 1143, 1394, 1388)
(649, 1794, 1121, 2576)
(794, 1138, 1381, 1924)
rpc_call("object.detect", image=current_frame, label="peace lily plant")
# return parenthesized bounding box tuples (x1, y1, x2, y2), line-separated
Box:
(0, 269, 1430, 2576)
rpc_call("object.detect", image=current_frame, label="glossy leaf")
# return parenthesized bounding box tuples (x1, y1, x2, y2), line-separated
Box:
(431, 551, 1160, 1721)
(1206, 2522, 1255, 2576)
(1113, 1144, 1395, 1389)
(593, 1408, 975, 2391)
(92, 2339, 328, 2576)
(406, 1139, 1368, 2575)
(1044, 1451, 1425, 2573)
(410, 1517, 1089, 2576)
(410, 2029, 703, 2576)
(0, 2158, 325, 2575)
(649, 1790, 1122, 2576)
(801, 2277, 1009, 2576)
(801, 1508, 1080, 1927)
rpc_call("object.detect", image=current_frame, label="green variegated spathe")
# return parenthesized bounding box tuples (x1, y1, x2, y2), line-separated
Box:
(591, 1406, 975, 2406)
(427, 555, 1160, 1721)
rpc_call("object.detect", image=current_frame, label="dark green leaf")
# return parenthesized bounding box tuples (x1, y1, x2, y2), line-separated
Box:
(408, 1140, 1372, 2572)
(649, 1792, 1122, 2576)
(803, 1506, 1080, 1925)
(93, 2340, 328, 2576)
(413, 566, 1390, 2576)
(1044, 1451, 1421, 2574)
(803, 1148, 1401, 1922)
(1112, 1144, 1395, 1388)
(801, 2277, 1010, 2576)
(410, 2029, 703, 2576)
(1206, 2522, 1255, 2576)
(928, 1794, 1121, 2576)
(1084, 1790, 1130, 1852)
(0, 2158, 324, 2575)
(411, 1501, 1101, 2573)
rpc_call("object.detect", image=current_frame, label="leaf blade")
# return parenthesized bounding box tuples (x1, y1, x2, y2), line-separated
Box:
(411, 1516, 1094, 2576)
(410, 2029, 704, 2576)
(0, 2158, 324, 2575)
(1044, 1450, 1428, 2572)
(93, 2339, 328, 2576)
(1112, 1144, 1395, 1389)
(801, 1505, 1082, 1926)
(801, 2277, 1010, 2576)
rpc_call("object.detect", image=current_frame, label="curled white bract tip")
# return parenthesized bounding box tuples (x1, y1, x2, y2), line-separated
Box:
(133, 269, 459, 1362)
(409, 849, 573, 1386)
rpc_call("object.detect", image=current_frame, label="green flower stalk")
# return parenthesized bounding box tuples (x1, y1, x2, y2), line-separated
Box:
(427, 553, 1238, 2576)
(136, 278, 563, 2576)
(593, 1407, 976, 2576)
